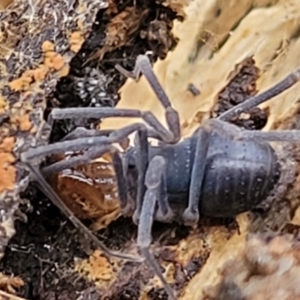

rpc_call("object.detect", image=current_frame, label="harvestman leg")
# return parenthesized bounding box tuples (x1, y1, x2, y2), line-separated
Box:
(218, 67, 300, 122)
(115, 55, 181, 222)
(208, 118, 300, 143)
(137, 155, 176, 300)
(215, 66, 300, 143)
(115, 54, 180, 143)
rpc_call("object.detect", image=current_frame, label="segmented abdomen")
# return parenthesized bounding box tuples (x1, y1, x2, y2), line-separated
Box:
(200, 139, 281, 217)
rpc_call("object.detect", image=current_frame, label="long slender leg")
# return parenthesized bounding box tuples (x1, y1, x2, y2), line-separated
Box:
(182, 127, 211, 226)
(155, 166, 174, 222)
(111, 149, 130, 214)
(39, 129, 145, 218)
(41, 145, 112, 177)
(23, 103, 182, 169)
(27, 106, 179, 164)
(24, 162, 144, 262)
(209, 118, 300, 143)
(50, 106, 176, 143)
(111, 124, 154, 219)
(21, 123, 147, 163)
(116, 54, 180, 142)
(132, 126, 149, 224)
(134, 152, 174, 224)
(218, 67, 300, 122)
(118, 123, 171, 225)
(23, 120, 174, 228)
(137, 155, 176, 300)
(240, 130, 300, 142)
(60, 127, 115, 141)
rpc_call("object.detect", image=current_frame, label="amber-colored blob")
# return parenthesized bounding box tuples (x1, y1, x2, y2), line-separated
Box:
(49, 152, 121, 231)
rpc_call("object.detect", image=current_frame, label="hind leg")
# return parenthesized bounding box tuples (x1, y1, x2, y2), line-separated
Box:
(218, 68, 300, 121)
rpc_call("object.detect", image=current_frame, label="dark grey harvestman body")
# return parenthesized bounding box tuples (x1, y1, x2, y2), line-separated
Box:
(21, 55, 300, 299)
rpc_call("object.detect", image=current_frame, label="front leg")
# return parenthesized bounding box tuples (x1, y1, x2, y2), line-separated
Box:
(132, 125, 149, 224)
(209, 118, 300, 143)
(137, 155, 176, 300)
(116, 54, 181, 143)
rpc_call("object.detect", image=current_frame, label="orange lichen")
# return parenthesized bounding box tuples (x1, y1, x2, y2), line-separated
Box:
(32, 65, 49, 82)
(0, 137, 14, 152)
(0, 152, 15, 194)
(87, 250, 114, 281)
(44, 51, 65, 71)
(43, 51, 56, 60)
(9, 49, 66, 92)
(75, 250, 116, 286)
(57, 64, 70, 77)
(9, 75, 33, 92)
(8, 66, 50, 92)
(16, 114, 32, 131)
(41, 40, 55, 53)
(50, 53, 65, 71)
(69, 31, 84, 52)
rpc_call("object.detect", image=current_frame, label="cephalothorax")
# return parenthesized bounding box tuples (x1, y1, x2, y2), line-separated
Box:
(21, 55, 300, 299)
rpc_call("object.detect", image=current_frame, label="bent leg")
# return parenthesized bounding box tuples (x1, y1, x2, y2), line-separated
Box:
(137, 155, 176, 300)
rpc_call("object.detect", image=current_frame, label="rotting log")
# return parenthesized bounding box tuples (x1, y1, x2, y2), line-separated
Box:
(2, 0, 300, 299)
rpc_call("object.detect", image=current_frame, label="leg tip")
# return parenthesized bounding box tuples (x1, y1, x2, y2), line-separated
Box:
(182, 208, 199, 226)
(155, 207, 174, 223)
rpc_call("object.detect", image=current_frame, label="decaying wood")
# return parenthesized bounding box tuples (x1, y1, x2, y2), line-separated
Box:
(0, 0, 109, 262)
(2, 0, 300, 299)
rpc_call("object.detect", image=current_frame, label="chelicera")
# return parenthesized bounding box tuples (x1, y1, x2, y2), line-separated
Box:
(21, 54, 300, 299)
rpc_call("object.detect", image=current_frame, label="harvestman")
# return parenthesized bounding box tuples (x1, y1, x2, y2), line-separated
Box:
(21, 55, 300, 299)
